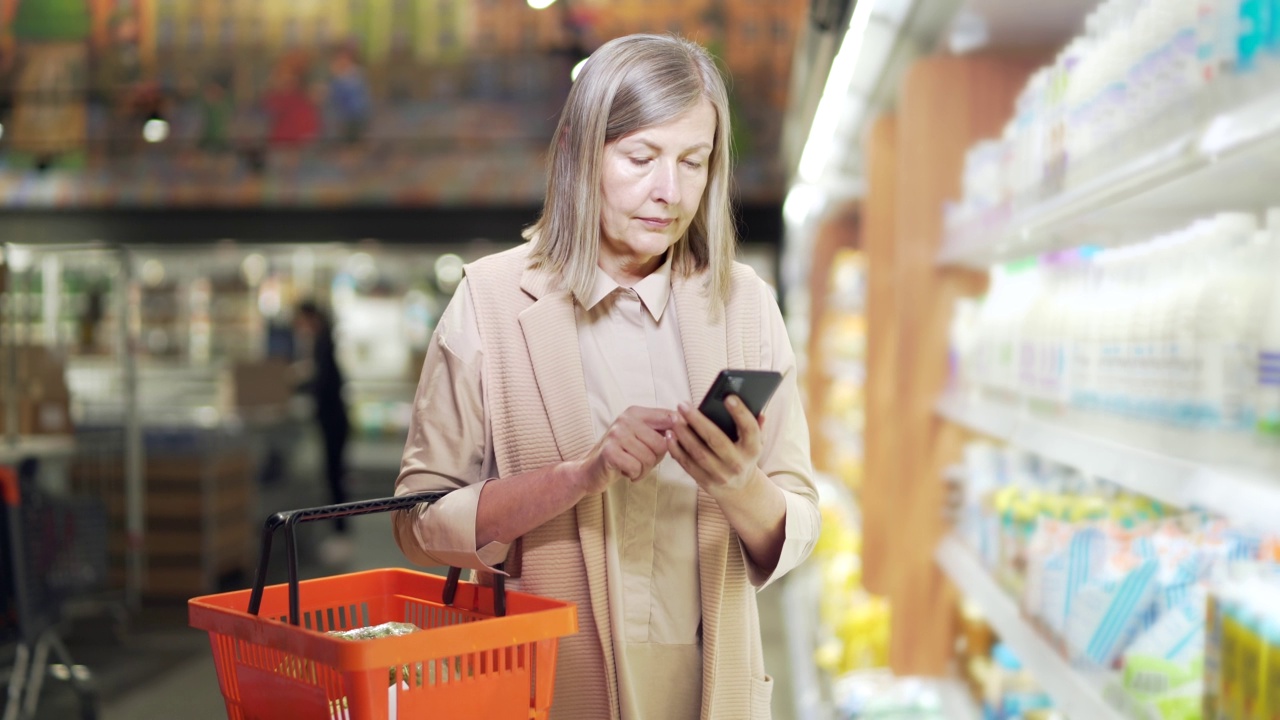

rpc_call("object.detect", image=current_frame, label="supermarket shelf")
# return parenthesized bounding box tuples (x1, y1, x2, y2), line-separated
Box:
(0, 435, 77, 464)
(779, 562, 833, 720)
(937, 679, 982, 720)
(935, 537, 1126, 720)
(940, 89, 1280, 268)
(936, 393, 1280, 533)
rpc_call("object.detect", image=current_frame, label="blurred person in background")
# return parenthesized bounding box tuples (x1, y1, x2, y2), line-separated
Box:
(327, 43, 370, 146)
(263, 52, 319, 148)
(393, 34, 818, 720)
(293, 300, 352, 565)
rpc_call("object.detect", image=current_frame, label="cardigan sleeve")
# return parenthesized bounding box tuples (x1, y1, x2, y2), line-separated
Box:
(392, 278, 511, 573)
(739, 278, 821, 590)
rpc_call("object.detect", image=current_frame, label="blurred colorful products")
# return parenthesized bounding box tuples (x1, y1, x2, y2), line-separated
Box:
(810, 480, 891, 677)
(956, 440, 1280, 718)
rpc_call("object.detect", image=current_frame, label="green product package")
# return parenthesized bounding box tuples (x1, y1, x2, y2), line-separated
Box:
(1124, 654, 1202, 698)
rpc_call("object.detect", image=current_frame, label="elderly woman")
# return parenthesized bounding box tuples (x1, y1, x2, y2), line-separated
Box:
(393, 34, 819, 720)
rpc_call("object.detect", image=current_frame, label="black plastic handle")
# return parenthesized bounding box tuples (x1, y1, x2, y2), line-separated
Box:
(245, 491, 507, 625)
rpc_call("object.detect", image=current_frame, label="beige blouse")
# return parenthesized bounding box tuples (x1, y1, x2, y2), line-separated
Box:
(394, 256, 819, 720)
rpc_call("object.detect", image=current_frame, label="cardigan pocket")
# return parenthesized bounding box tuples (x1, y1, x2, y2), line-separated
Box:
(750, 674, 774, 719)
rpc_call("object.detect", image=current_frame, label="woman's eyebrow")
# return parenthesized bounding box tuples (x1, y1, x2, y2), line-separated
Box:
(624, 138, 713, 154)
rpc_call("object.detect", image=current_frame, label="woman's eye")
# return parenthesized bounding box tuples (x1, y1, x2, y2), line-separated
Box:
(629, 157, 652, 167)
(683, 160, 703, 169)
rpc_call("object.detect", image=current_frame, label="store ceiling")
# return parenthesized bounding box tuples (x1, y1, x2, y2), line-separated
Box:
(963, 0, 1097, 49)
(785, 0, 1100, 191)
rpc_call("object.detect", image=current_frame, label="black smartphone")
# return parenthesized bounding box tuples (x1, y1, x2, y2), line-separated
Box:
(696, 369, 784, 442)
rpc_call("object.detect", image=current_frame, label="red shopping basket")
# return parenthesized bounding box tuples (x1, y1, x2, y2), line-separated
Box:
(189, 492, 577, 719)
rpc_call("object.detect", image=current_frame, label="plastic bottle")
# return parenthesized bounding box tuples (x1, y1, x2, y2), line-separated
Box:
(1143, 237, 1184, 448)
(1239, 607, 1263, 720)
(1238, 0, 1268, 102)
(1222, 598, 1244, 720)
(1190, 213, 1258, 461)
(1255, 208, 1280, 465)
(1265, 618, 1280, 720)
(951, 298, 981, 400)
(1205, 589, 1225, 720)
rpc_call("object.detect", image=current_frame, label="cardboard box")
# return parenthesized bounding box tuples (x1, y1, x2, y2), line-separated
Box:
(0, 345, 73, 435)
(0, 397, 73, 436)
(220, 358, 294, 411)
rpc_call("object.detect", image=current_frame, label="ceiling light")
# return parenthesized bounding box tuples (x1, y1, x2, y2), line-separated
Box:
(784, 183, 825, 228)
(797, 0, 876, 182)
(527, 0, 557, 8)
(571, 58, 588, 81)
(141, 259, 166, 287)
(949, 8, 989, 55)
(876, 0, 916, 28)
(241, 253, 268, 286)
(434, 253, 465, 288)
(143, 118, 169, 143)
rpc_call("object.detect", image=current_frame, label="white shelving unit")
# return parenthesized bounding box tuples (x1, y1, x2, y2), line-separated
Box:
(940, 88, 1280, 268)
(935, 537, 1127, 720)
(936, 393, 1280, 534)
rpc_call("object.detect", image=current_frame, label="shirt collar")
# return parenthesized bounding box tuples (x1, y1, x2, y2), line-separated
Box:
(584, 253, 673, 322)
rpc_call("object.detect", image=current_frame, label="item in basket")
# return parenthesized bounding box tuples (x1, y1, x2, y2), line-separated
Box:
(327, 621, 421, 642)
(327, 622, 424, 688)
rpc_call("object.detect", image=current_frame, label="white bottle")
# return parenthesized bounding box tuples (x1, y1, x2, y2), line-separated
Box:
(1068, 258, 1106, 428)
(1254, 208, 1280, 466)
(1190, 212, 1258, 462)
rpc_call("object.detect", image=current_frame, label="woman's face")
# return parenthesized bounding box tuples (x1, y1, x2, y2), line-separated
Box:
(598, 97, 717, 282)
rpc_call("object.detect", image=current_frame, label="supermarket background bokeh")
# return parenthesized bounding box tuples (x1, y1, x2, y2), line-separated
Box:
(5, 1, 1280, 719)
(0, 0, 794, 206)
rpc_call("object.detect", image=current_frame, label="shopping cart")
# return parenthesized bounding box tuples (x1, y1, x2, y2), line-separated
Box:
(1, 459, 104, 720)
(189, 492, 578, 719)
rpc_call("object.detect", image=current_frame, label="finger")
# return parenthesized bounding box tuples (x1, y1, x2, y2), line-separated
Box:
(666, 430, 712, 487)
(724, 395, 761, 445)
(634, 424, 671, 457)
(672, 411, 731, 479)
(619, 411, 676, 458)
(604, 444, 644, 481)
(626, 406, 679, 433)
(616, 433, 659, 472)
(678, 402, 737, 456)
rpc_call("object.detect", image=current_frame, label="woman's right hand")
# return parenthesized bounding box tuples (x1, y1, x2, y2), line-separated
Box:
(574, 406, 677, 496)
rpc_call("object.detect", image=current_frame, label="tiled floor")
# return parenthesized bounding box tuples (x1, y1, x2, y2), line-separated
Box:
(15, 436, 801, 720)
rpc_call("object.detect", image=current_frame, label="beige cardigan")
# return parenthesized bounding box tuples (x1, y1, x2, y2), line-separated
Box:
(459, 244, 776, 720)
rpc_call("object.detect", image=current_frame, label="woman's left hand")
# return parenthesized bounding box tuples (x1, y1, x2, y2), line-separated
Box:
(667, 395, 765, 497)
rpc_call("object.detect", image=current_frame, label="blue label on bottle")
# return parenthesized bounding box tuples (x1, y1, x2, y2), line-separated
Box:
(1242, 0, 1265, 68)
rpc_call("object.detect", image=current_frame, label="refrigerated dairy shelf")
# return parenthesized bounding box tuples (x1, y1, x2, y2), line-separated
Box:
(939, 88, 1280, 268)
(936, 393, 1280, 534)
(935, 537, 1127, 720)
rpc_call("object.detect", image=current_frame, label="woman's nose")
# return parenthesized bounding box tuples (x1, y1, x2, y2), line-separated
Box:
(650, 161, 681, 205)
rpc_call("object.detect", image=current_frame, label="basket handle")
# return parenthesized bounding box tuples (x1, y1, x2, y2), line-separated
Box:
(245, 491, 507, 625)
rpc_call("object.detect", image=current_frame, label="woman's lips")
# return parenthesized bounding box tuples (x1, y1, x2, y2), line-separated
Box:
(638, 217, 674, 228)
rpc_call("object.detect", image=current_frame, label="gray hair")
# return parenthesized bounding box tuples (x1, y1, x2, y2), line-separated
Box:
(526, 34, 737, 305)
